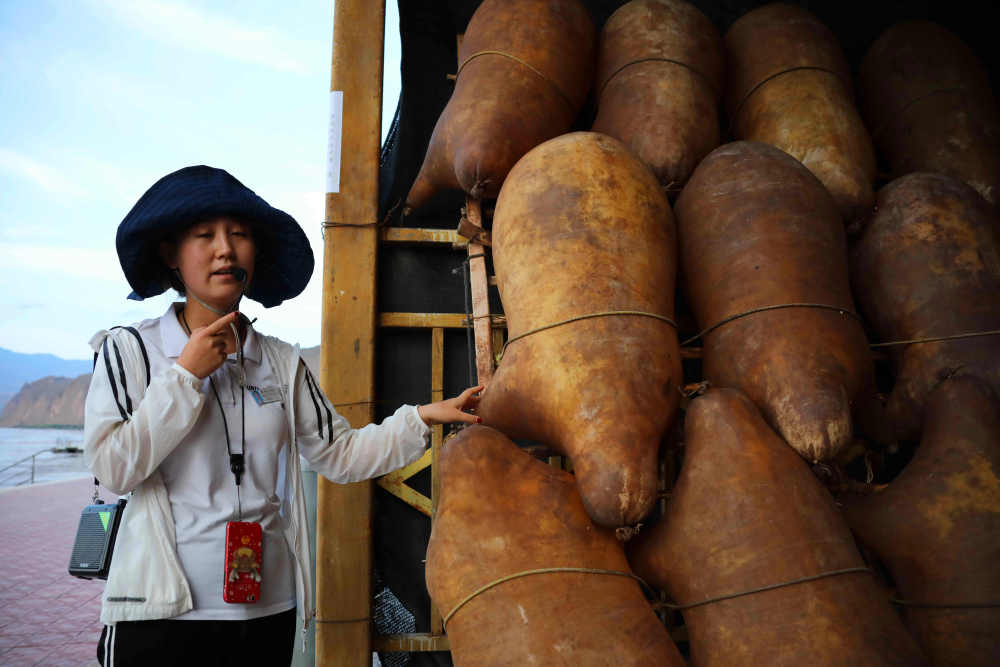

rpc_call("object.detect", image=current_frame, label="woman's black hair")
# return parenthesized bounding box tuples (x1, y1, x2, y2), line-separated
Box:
(167, 267, 186, 295)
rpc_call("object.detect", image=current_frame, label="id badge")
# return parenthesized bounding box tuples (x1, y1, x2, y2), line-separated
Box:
(247, 384, 283, 406)
(223, 521, 262, 603)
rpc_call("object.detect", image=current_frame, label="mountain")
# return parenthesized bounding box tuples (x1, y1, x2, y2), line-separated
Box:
(0, 345, 321, 428)
(0, 374, 91, 428)
(0, 347, 93, 409)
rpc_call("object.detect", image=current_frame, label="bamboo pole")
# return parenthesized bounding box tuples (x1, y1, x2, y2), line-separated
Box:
(318, 1, 385, 664)
(430, 327, 445, 636)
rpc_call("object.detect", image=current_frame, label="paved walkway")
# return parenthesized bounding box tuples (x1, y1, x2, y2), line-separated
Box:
(0, 476, 112, 666)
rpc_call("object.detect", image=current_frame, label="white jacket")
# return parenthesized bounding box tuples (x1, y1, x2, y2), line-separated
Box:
(83, 322, 428, 635)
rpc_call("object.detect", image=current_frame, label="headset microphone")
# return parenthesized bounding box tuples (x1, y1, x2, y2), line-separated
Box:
(175, 267, 247, 316)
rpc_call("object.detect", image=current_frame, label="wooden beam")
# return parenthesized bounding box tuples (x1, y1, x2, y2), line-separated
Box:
(465, 198, 495, 384)
(380, 312, 468, 329)
(430, 327, 445, 635)
(319, 1, 384, 664)
(375, 449, 433, 516)
(375, 474, 432, 516)
(380, 227, 462, 245)
(373, 633, 451, 652)
(379, 312, 507, 330)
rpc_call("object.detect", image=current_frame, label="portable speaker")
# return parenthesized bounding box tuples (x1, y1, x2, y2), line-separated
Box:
(68, 498, 126, 580)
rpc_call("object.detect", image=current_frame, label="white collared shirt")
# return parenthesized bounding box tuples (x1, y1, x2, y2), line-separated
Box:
(154, 303, 294, 619)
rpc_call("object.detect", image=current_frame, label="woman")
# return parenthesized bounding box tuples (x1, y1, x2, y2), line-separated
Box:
(84, 166, 482, 666)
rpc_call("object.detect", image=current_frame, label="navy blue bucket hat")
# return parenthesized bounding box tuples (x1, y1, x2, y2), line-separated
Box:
(116, 165, 314, 308)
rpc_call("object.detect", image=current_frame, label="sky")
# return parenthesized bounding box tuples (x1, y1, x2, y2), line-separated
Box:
(0, 0, 401, 360)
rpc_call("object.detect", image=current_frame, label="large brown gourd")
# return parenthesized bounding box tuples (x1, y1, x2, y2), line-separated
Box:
(724, 3, 876, 223)
(844, 375, 1000, 667)
(403, 0, 595, 212)
(674, 140, 872, 462)
(478, 132, 682, 529)
(850, 173, 1000, 441)
(592, 0, 723, 191)
(859, 21, 1000, 208)
(629, 388, 929, 666)
(425, 426, 684, 666)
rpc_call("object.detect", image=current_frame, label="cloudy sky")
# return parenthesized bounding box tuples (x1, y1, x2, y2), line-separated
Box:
(1, 0, 401, 360)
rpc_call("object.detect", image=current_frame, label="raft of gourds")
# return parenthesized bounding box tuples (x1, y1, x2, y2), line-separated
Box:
(405, 2, 1000, 664)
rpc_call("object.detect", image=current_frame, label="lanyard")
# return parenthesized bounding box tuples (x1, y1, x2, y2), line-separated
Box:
(180, 308, 247, 519)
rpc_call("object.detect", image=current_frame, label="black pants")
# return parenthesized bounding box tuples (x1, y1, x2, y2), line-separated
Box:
(97, 608, 297, 667)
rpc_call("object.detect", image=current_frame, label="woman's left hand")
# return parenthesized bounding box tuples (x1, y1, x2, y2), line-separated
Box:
(417, 385, 485, 426)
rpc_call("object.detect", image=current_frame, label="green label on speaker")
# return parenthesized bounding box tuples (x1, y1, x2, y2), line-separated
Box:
(99, 511, 111, 532)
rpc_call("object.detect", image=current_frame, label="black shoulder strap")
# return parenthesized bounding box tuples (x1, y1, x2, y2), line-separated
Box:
(101, 337, 128, 421)
(94, 326, 152, 421)
(115, 326, 150, 389)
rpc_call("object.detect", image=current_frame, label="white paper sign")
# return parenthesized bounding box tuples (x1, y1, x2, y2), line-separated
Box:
(326, 90, 344, 194)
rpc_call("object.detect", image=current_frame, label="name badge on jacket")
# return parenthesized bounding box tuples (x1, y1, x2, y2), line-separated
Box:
(247, 385, 284, 405)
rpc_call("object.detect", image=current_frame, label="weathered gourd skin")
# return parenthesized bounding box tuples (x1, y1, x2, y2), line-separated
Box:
(403, 0, 595, 212)
(629, 388, 929, 666)
(850, 173, 1000, 441)
(724, 3, 876, 223)
(591, 0, 723, 190)
(844, 376, 1000, 667)
(860, 21, 1000, 208)
(674, 140, 872, 462)
(425, 426, 684, 667)
(478, 132, 682, 528)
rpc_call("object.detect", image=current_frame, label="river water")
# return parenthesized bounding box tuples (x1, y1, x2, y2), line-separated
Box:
(0, 427, 90, 487)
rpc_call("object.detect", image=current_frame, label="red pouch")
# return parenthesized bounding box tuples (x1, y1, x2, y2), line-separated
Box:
(223, 521, 262, 603)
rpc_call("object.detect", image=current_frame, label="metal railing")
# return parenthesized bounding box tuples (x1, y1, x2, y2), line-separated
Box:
(0, 448, 59, 486)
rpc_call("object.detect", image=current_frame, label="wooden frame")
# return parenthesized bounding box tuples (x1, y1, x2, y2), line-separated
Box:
(371, 325, 452, 652)
(370, 210, 504, 651)
(319, 0, 385, 664)
(463, 197, 497, 384)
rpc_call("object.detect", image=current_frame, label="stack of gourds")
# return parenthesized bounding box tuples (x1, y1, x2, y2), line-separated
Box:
(405, 1, 1000, 665)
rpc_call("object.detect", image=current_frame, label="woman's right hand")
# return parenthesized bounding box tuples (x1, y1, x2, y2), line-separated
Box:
(177, 312, 238, 378)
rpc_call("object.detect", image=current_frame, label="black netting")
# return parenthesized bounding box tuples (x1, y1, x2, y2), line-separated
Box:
(373, 568, 416, 667)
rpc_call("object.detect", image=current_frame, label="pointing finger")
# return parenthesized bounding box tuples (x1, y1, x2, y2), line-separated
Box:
(459, 385, 485, 400)
(203, 311, 239, 335)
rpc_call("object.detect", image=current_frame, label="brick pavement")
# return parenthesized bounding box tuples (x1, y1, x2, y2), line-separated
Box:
(0, 477, 113, 667)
